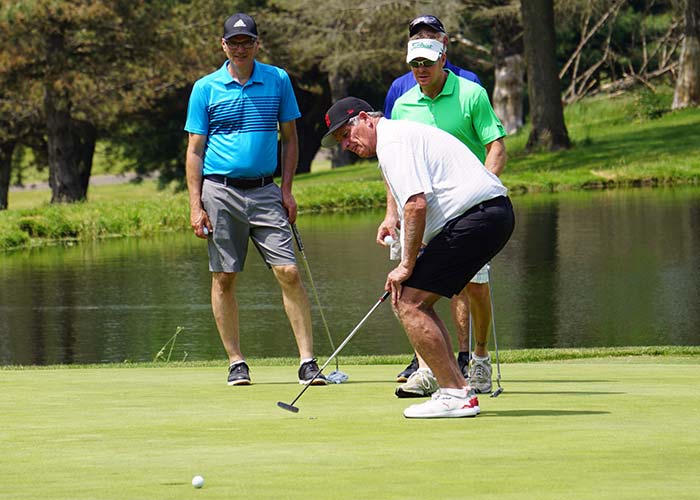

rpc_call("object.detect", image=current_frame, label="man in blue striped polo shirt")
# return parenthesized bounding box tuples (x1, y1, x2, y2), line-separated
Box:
(185, 13, 327, 387)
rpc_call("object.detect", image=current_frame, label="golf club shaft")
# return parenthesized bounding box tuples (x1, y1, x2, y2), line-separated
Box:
(291, 223, 339, 372)
(487, 266, 503, 392)
(286, 291, 390, 407)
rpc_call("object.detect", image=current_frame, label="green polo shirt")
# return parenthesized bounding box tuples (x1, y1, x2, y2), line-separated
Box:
(392, 70, 506, 163)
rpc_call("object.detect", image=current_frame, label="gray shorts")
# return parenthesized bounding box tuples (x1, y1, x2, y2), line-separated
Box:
(201, 179, 296, 272)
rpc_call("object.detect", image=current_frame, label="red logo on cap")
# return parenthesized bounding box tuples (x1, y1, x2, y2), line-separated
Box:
(325, 113, 331, 127)
(346, 108, 355, 115)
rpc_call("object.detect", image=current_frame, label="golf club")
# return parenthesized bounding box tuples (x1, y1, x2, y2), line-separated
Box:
(290, 223, 347, 383)
(277, 290, 390, 413)
(487, 266, 504, 398)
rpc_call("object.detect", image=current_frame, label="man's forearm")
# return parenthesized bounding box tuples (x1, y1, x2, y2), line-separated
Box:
(280, 138, 299, 193)
(400, 196, 427, 270)
(186, 153, 204, 210)
(484, 138, 507, 177)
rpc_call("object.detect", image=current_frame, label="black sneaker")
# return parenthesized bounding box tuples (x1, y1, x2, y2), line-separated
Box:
(457, 351, 471, 379)
(227, 361, 251, 386)
(396, 354, 419, 383)
(298, 358, 328, 385)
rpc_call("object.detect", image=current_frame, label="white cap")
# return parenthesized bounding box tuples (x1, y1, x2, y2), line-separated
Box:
(406, 38, 444, 63)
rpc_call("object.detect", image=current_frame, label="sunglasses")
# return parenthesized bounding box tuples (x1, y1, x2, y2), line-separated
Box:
(408, 59, 438, 68)
(225, 39, 256, 49)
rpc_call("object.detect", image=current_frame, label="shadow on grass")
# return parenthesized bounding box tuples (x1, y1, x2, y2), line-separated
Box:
(513, 379, 614, 383)
(482, 409, 610, 417)
(501, 390, 624, 395)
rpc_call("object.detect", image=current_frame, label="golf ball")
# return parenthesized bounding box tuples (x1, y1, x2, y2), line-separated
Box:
(192, 475, 204, 489)
(203, 226, 209, 236)
(383, 235, 395, 245)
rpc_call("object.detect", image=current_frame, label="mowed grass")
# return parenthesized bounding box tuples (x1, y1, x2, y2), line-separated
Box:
(2, 357, 699, 499)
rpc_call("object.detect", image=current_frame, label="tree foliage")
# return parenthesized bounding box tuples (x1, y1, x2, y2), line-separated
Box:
(0, 0, 190, 203)
(0, 0, 693, 208)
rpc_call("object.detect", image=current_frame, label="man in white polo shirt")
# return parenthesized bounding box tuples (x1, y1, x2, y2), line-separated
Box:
(384, 16, 508, 397)
(321, 97, 515, 418)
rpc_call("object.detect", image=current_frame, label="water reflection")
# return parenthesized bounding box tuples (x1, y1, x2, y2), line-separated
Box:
(0, 188, 698, 366)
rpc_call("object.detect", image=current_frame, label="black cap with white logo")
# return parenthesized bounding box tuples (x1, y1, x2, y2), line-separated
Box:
(321, 97, 375, 147)
(223, 13, 258, 39)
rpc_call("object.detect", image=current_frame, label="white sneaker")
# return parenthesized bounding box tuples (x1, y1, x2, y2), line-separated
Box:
(469, 355, 493, 394)
(395, 369, 439, 398)
(403, 389, 480, 419)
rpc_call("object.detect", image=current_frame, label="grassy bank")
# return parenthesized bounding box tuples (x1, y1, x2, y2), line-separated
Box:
(2, 357, 699, 499)
(3, 345, 700, 370)
(2, 88, 699, 251)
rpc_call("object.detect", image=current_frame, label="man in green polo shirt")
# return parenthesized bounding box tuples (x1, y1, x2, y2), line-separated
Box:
(380, 26, 507, 397)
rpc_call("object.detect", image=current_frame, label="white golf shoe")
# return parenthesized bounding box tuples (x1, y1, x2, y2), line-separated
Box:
(468, 355, 493, 394)
(395, 368, 439, 398)
(403, 389, 480, 419)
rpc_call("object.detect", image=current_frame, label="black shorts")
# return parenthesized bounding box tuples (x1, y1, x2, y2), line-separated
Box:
(403, 196, 515, 298)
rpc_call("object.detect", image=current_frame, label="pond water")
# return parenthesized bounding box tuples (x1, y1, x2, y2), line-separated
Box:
(1, 187, 698, 366)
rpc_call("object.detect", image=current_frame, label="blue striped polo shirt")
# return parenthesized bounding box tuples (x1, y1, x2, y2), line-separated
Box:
(185, 60, 301, 177)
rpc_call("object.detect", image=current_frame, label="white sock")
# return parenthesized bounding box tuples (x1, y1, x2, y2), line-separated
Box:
(472, 353, 489, 362)
(441, 386, 469, 398)
(229, 359, 246, 368)
(300, 357, 314, 366)
(416, 367, 433, 375)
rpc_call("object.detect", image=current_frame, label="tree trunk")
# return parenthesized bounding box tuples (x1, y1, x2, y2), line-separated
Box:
(521, 0, 571, 151)
(0, 138, 15, 210)
(282, 72, 331, 176)
(492, 11, 525, 135)
(328, 70, 354, 168)
(673, 0, 700, 109)
(45, 87, 96, 203)
(44, 28, 96, 204)
(493, 54, 524, 135)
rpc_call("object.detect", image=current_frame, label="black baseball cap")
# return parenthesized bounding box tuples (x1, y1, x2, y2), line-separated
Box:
(321, 97, 375, 147)
(408, 14, 446, 36)
(223, 13, 258, 40)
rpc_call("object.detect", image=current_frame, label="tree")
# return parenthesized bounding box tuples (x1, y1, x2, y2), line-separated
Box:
(263, 0, 466, 167)
(520, 0, 571, 151)
(673, 0, 700, 109)
(491, 6, 525, 135)
(0, 1, 185, 203)
(0, 137, 14, 210)
(556, 0, 683, 102)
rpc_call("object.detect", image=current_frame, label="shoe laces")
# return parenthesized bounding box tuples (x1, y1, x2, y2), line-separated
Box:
(230, 362, 247, 374)
(472, 363, 486, 379)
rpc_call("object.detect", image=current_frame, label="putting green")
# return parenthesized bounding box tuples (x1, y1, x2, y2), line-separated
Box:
(1, 357, 699, 499)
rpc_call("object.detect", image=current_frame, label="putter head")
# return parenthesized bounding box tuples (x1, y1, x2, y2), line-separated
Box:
(277, 401, 300, 413)
(490, 387, 504, 398)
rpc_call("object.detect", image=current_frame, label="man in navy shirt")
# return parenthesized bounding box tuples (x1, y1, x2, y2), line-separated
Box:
(383, 15, 481, 118)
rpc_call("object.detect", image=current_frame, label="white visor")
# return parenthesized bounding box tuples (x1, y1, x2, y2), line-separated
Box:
(406, 39, 444, 63)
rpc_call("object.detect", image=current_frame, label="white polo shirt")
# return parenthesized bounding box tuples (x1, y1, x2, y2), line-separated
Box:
(376, 117, 507, 246)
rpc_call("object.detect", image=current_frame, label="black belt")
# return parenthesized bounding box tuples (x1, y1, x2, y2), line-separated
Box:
(204, 174, 274, 189)
(465, 196, 508, 215)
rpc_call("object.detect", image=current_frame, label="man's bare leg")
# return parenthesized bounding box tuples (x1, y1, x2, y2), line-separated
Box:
(271, 264, 313, 359)
(393, 286, 466, 389)
(211, 272, 243, 364)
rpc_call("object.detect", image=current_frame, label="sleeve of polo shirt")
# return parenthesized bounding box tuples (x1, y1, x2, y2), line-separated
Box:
(471, 86, 506, 145)
(384, 82, 400, 118)
(184, 80, 209, 135)
(278, 71, 302, 123)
